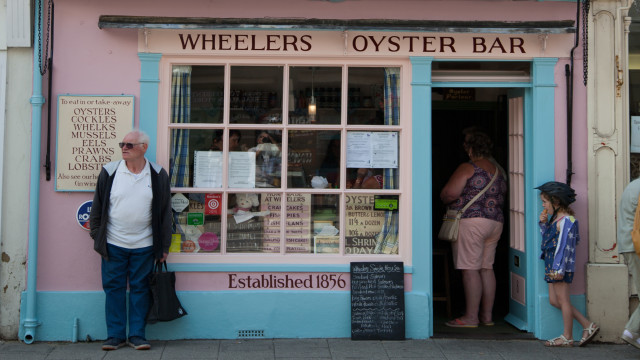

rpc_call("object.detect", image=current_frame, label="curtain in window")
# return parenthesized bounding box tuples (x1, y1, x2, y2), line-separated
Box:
(374, 68, 400, 255)
(170, 66, 192, 187)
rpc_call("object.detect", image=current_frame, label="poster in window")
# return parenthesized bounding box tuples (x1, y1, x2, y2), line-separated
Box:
(55, 95, 134, 191)
(345, 194, 385, 254)
(194, 151, 222, 188)
(346, 131, 398, 169)
(261, 193, 311, 253)
(228, 152, 256, 188)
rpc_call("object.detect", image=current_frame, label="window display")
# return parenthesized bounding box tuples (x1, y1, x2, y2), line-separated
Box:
(289, 67, 342, 125)
(168, 64, 401, 256)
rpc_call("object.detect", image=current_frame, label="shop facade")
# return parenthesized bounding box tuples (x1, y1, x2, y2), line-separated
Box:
(18, 0, 589, 342)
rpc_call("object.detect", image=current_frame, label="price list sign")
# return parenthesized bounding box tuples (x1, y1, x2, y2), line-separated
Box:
(350, 262, 405, 340)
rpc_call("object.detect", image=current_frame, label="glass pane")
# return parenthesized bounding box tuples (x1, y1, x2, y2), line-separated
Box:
(170, 65, 224, 124)
(277, 194, 340, 254)
(191, 66, 224, 124)
(288, 130, 341, 188)
(229, 130, 282, 189)
(170, 129, 222, 188)
(228, 192, 279, 253)
(289, 67, 342, 125)
(347, 67, 400, 125)
(172, 193, 223, 253)
(345, 194, 398, 255)
(230, 66, 283, 124)
(346, 131, 399, 190)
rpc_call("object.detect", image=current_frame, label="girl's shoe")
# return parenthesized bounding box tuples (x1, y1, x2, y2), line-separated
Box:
(545, 334, 573, 347)
(579, 322, 600, 347)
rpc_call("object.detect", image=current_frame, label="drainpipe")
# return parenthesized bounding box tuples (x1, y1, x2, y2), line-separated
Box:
(23, 0, 45, 344)
(565, 0, 581, 186)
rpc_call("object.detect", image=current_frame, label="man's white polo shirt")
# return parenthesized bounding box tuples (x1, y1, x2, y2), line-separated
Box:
(106, 159, 153, 249)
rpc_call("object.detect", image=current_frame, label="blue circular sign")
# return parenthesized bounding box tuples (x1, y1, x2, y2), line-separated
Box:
(77, 200, 92, 230)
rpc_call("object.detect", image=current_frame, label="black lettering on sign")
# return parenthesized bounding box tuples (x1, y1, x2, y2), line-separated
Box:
(350, 262, 405, 340)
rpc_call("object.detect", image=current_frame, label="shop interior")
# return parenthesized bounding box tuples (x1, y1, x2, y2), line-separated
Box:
(430, 86, 531, 339)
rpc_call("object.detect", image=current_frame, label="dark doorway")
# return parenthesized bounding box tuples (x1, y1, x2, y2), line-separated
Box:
(431, 88, 529, 339)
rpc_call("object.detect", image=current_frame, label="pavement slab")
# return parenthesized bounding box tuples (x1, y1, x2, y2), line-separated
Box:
(0, 338, 638, 360)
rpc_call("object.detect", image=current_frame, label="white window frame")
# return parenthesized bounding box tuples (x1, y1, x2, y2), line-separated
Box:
(157, 56, 412, 265)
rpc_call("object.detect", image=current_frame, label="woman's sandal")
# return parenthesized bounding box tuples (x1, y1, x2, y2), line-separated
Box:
(578, 322, 600, 347)
(545, 334, 574, 347)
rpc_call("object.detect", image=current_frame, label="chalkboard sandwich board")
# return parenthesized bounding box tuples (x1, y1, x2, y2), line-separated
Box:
(350, 262, 405, 340)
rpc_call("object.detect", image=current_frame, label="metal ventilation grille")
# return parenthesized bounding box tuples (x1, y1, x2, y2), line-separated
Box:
(238, 330, 265, 338)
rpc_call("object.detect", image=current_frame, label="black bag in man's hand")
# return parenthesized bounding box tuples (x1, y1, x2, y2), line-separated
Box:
(146, 262, 187, 323)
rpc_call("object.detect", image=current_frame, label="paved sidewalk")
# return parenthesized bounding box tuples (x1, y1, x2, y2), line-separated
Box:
(0, 338, 638, 360)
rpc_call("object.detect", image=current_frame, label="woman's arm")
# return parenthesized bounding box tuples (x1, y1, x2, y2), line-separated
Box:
(440, 163, 474, 205)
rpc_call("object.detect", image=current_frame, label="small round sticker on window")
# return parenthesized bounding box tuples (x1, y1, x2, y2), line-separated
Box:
(76, 200, 92, 230)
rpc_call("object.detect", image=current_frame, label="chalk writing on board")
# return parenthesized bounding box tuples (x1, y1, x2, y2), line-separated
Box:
(350, 262, 405, 340)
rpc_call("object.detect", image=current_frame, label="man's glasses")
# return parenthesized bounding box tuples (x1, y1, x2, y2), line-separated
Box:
(118, 142, 143, 149)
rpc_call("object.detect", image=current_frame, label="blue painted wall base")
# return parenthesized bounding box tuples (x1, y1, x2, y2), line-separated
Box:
(20, 290, 430, 341)
(537, 294, 587, 341)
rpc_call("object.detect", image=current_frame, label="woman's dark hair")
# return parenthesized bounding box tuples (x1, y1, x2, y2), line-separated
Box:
(464, 130, 493, 158)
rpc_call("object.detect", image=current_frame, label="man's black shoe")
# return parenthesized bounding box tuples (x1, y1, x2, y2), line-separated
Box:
(128, 336, 151, 350)
(102, 337, 125, 351)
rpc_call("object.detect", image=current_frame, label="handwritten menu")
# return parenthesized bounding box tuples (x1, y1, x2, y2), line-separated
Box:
(350, 262, 405, 340)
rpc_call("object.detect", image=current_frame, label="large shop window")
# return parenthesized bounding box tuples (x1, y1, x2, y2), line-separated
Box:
(168, 64, 400, 256)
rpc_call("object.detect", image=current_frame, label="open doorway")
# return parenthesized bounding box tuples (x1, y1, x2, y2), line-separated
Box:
(430, 87, 529, 339)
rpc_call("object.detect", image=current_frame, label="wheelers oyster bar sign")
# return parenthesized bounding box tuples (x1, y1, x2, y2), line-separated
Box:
(140, 30, 573, 58)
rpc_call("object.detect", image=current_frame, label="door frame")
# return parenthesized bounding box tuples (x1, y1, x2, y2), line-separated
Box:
(409, 57, 557, 338)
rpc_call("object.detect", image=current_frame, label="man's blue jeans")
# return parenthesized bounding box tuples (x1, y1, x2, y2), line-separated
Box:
(101, 244, 154, 340)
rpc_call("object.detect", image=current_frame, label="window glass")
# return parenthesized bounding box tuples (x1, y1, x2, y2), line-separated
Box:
(167, 63, 402, 258)
(288, 130, 341, 188)
(230, 66, 283, 124)
(347, 67, 400, 126)
(289, 67, 342, 125)
(172, 193, 223, 253)
(277, 194, 340, 254)
(230, 130, 282, 189)
(309, 194, 341, 254)
(188, 66, 224, 124)
(170, 129, 221, 188)
(345, 131, 399, 190)
(227, 192, 278, 253)
(345, 194, 398, 255)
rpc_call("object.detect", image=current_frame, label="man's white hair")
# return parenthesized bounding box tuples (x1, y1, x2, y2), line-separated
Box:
(127, 129, 150, 144)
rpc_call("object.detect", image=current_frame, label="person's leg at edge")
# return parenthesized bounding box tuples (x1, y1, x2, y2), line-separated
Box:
(479, 221, 501, 324)
(623, 253, 640, 340)
(127, 245, 154, 340)
(452, 218, 486, 325)
(461, 269, 482, 325)
(102, 244, 129, 340)
(479, 268, 495, 324)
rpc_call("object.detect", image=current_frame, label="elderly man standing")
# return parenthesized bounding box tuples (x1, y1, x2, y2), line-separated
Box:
(617, 178, 640, 350)
(89, 130, 172, 351)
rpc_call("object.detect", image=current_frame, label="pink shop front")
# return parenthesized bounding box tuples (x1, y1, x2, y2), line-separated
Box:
(20, 0, 588, 342)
